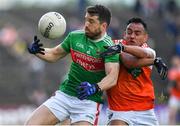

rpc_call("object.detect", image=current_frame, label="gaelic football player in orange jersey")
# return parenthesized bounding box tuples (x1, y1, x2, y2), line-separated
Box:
(100, 17, 168, 125)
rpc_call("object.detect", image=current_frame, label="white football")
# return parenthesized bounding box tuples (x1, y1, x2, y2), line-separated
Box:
(38, 12, 66, 39)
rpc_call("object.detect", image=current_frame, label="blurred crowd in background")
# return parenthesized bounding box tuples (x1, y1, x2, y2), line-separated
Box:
(1, 0, 180, 124)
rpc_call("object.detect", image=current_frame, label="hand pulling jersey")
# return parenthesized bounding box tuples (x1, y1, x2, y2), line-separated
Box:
(60, 30, 119, 103)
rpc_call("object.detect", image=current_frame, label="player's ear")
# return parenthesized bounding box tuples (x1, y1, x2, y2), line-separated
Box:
(144, 33, 148, 42)
(101, 22, 107, 30)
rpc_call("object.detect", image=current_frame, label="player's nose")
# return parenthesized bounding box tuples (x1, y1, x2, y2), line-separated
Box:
(130, 32, 135, 38)
(85, 21, 90, 27)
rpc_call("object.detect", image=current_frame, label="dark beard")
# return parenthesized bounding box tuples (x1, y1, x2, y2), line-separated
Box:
(85, 30, 102, 40)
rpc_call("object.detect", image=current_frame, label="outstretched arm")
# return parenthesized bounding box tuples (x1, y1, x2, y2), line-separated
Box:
(120, 47, 155, 68)
(123, 45, 155, 58)
(99, 42, 168, 80)
(100, 42, 154, 59)
(36, 44, 68, 62)
(28, 36, 68, 62)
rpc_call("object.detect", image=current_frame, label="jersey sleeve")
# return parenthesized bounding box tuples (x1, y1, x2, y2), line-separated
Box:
(144, 47, 156, 59)
(103, 39, 120, 63)
(61, 33, 71, 53)
(104, 54, 119, 63)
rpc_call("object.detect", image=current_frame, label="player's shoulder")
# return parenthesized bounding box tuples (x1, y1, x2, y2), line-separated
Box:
(102, 34, 114, 46)
(142, 43, 156, 58)
(142, 43, 155, 51)
(67, 30, 85, 39)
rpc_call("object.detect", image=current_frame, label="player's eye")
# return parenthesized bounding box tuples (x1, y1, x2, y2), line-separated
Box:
(135, 31, 142, 36)
(85, 18, 95, 24)
(89, 19, 95, 24)
(127, 30, 132, 35)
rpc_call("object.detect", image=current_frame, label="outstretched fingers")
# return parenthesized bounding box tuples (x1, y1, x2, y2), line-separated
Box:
(160, 66, 168, 80)
(34, 36, 40, 44)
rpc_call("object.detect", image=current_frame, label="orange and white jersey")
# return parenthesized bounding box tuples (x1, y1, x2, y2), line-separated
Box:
(107, 39, 156, 111)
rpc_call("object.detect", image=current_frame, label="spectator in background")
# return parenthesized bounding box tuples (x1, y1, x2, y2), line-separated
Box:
(133, 0, 159, 17)
(166, 0, 178, 14)
(78, 0, 87, 19)
(133, 0, 143, 15)
(108, 17, 120, 39)
(0, 23, 18, 47)
(168, 55, 180, 124)
(27, 56, 48, 106)
(174, 35, 180, 56)
(164, 13, 179, 38)
(163, 0, 179, 38)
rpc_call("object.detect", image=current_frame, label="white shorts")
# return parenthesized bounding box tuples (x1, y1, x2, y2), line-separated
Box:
(43, 90, 102, 124)
(107, 108, 158, 125)
(168, 95, 180, 109)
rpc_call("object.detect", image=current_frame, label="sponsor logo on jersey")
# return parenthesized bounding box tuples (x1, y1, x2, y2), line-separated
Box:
(71, 49, 104, 71)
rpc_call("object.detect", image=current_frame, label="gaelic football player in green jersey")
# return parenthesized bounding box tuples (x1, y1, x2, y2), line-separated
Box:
(26, 5, 119, 125)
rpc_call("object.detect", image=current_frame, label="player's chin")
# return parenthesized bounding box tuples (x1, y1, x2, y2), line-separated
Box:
(85, 32, 92, 38)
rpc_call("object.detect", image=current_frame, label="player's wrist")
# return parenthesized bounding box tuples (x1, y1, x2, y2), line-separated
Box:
(94, 83, 102, 93)
(117, 44, 124, 52)
(154, 57, 160, 66)
(121, 44, 125, 52)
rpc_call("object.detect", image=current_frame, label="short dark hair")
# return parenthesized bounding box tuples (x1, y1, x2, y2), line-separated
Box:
(127, 17, 148, 32)
(86, 5, 111, 26)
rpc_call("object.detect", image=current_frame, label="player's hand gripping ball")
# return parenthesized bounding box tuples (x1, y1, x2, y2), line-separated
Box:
(38, 12, 66, 39)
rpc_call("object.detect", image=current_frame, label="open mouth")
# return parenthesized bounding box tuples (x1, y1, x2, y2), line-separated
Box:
(129, 40, 136, 44)
(129, 40, 135, 43)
